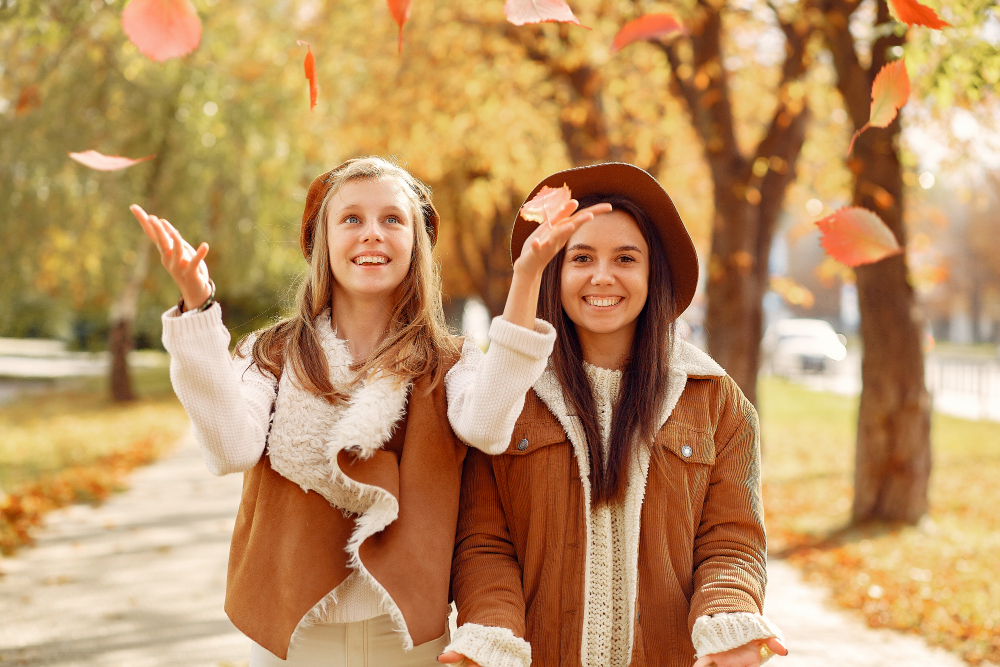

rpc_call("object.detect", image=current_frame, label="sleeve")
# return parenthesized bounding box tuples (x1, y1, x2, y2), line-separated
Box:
(160, 303, 277, 476)
(689, 377, 783, 659)
(445, 317, 556, 456)
(446, 448, 531, 667)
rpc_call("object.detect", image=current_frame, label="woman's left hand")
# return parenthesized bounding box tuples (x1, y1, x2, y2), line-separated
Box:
(692, 637, 788, 667)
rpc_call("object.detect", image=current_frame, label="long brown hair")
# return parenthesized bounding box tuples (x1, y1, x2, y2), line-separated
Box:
(239, 157, 456, 402)
(537, 193, 677, 505)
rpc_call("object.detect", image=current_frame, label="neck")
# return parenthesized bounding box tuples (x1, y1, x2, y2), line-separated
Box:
(575, 322, 635, 371)
(331, 287, 396, 362)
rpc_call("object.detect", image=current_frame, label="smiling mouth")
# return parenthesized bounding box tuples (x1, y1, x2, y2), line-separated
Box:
(353, 255, 389, 265)
(584, 296, 623, 308)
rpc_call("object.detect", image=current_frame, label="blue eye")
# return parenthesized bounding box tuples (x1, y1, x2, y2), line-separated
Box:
(386, 216, 400, 224)
(345, 215, 361, 224)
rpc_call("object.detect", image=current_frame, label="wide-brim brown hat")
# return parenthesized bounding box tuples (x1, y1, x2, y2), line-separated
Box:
(300, 162, 440, 260)
(511, 162, 699, 315)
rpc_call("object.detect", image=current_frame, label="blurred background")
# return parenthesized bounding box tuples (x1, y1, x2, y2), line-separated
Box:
(1, 0, 999, 664)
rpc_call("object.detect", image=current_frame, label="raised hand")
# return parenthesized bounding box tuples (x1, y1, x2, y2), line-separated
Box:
(503, 200, 612, 329)
(130, 204, 213, 312)
(692, 637, 788, 667)
(437, 650, 481, 666)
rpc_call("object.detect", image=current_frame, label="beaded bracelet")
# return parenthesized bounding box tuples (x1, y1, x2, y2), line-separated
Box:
(178, 279, 216, 313)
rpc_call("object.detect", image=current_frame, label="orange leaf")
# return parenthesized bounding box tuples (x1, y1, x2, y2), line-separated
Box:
(121, 0, 201, 62)
(611, 14, 684, 52)
(14, 85, 40, 115)
(504, 0, 588, 28)
(520, 184, 572, 224)
(815, 207, 903, 267)
(297, 40, 318, 111)
(69, 150, 155, 171)
(387, 0, 412, 54)
(848, 60, 910, 154)
(887, 0, 951, 28)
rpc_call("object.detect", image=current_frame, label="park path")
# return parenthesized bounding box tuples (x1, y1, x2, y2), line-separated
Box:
(0, 431, 970, 667)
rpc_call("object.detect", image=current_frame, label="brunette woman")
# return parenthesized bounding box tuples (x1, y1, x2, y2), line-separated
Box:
(131, 156, 607, 667)
(439, 163, 788, 667)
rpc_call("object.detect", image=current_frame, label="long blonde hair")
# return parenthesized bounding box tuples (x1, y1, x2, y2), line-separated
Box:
(240, 157, 456, 402)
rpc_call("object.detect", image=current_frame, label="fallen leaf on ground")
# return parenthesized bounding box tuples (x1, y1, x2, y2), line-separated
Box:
(816, 207, 903, 267)
(520, 184, 572, 224)
(296, 40, 318, 110)
(504, 0, 588, 28)
(611, 14, 684, 52)
(887, 0, 951, 28)
(121, 0, 202, 62)
(387, 0, 413, 53)
(848, 59, 910, 154)
(69, 150, 155, 171)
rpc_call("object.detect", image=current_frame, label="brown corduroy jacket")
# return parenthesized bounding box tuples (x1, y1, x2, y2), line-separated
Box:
(451, 343, 768, 666)
(225, 362, 466, 659)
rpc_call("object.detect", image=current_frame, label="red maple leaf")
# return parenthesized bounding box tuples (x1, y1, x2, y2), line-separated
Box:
(816, 207, 903, 267)
(520, 184, 573, 224)
(504, 0, 588, 28)
(611, 14, 684, 52)
(887, 0, 951, 29)
(121, 0, 202, 62)
(848, 59, 910, 154)
(297, 40, 318, 111)
(387, 0, 413, 54)
(69, 150, 155, 172)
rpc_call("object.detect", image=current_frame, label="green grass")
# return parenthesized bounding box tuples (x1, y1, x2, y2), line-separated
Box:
(759, 377, 1000, 665)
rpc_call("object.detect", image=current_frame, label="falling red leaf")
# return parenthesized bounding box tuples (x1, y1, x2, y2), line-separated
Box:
(816, 207, 903, 267)
(611, 14, 684, 52)
(121, 0, 202, 62)
(387, 0, 412, 54)
(887, 0, 951, 28)
(68, 150, 155, 171)
(504, 0, 588, 28)
(848, 59, 910, 155)
(296, 40, 318, 111)
(15, 86, 40, 115)
(520, 184, 573, 224)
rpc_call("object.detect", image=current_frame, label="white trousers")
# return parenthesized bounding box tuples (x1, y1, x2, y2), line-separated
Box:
(249, 615, 449, 667)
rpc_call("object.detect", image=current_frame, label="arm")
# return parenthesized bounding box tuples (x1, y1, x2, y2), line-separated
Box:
(442, 449, 531, 667)
(689, 378, 786, 665)
(162, 304, 276, 475)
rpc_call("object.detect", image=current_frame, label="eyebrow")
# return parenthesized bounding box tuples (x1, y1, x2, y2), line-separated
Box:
(567, 243, 644, 253)
(334, 203, 410, 217)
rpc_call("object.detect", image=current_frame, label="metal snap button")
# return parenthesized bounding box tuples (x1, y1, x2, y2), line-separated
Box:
(517, 438, 529, 451)
(681, 445, 693, 458)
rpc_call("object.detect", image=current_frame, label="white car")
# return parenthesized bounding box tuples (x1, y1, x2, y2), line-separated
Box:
(762, 319, 848, 376)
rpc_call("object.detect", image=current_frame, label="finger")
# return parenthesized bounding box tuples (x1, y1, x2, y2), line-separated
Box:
(166, 225, 188, 269)
(148, 215, 173, 256)
(131, 207, 160, 245)
(692, 656, 715, 667)
(436, 651, 464, 664)
(765, 638, 787, 657)
(185, 242, 210, 275)
(579, 202, 613, 216)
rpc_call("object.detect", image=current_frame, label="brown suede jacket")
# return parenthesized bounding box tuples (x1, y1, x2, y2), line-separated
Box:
(449, 342, 770, 667)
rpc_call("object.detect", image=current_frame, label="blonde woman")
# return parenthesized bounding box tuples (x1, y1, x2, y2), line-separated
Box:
(131, 157, 607, 666)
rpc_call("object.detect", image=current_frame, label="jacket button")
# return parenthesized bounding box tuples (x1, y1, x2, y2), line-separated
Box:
(517, 438, 529, 451)
(681, 445, 693, 458)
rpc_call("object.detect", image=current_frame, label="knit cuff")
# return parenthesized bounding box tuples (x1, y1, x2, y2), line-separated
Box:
(692, 612, 784, 663)
(487, 317, 555, 360)
(161, 302, 225, 337)
(445, 623, 531, 667)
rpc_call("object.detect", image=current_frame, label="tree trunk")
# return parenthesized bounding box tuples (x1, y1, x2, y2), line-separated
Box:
(108, 234, 153, 402)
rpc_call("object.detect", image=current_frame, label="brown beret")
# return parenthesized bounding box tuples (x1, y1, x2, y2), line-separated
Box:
(300, 162, 440, 261)
(511, 162, 700, 315)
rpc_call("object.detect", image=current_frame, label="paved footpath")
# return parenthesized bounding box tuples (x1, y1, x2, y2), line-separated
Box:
(0, 432, 970, 667)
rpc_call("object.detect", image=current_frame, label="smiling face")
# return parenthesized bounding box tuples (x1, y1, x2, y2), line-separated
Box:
(326, 177, 416, 303)
(560, 209, 650, 348)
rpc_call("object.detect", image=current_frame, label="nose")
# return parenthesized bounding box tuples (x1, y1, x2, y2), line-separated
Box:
(360, 216, 383, 243)
(590, 259, 614, 286)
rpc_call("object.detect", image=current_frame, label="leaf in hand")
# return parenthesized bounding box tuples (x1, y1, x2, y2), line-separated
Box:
(848, 59, 910, 154)
(504, 0, 587, 28)
(816, 207, 903, 267)
(297, 41, 318, 110)
(887, 0, 951, 29)
(387, 0, 413, 54)
(121, 0, 202, 62)
(520, 184, 572, 224)
(611, 14, 684, 52)
(69, 150, 155, 171)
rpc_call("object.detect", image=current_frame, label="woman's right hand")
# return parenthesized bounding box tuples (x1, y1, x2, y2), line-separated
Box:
(130, 204, 213, 312)
(502, 200, 612, 330)
(437, 651, 481, 666)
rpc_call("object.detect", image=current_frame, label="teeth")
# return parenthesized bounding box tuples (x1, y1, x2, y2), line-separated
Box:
(586, 297, 622, 307)
(354, 256, 388, 265)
